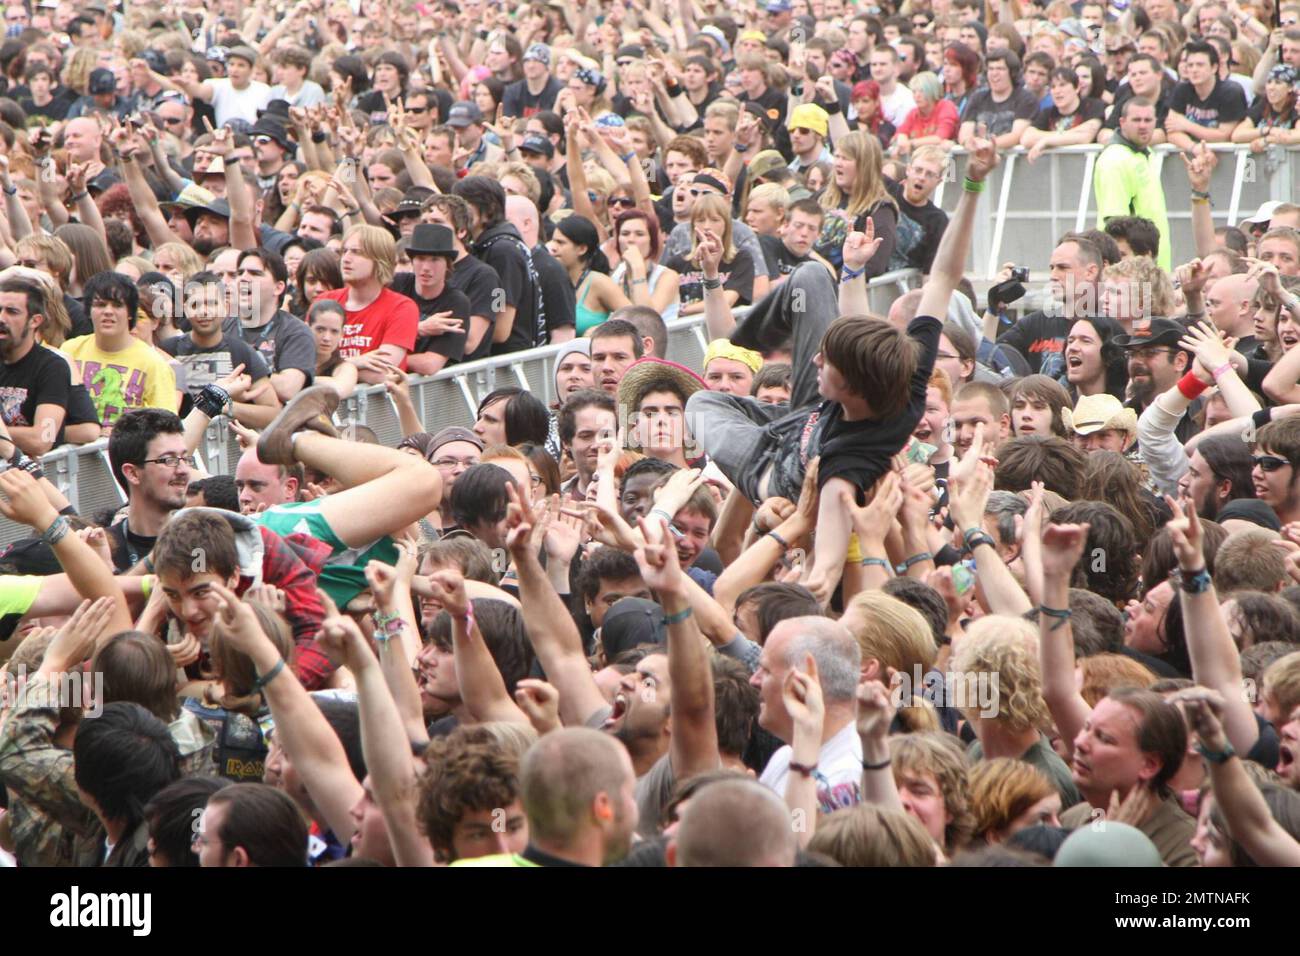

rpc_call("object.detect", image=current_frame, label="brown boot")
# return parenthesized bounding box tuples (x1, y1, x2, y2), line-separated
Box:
(257, 385, 340, 466)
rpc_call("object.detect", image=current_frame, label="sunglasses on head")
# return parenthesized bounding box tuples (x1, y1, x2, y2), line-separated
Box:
(1253, 454, 1292, 472)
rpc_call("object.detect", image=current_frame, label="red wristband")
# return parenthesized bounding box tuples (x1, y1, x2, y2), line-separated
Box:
(1177, 371, 1209, 400)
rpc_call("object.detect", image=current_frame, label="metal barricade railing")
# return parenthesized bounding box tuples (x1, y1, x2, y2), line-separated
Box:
(0, 279, 912, 548)
(934, 143, 1289, 279)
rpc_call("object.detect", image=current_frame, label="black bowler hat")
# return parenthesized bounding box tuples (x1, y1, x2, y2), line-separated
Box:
(405, 224, 457, 257)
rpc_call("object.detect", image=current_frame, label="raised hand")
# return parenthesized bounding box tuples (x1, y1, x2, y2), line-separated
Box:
(842, 218, 880, 273)
(0, 469, 57, 531)
(693, 228, 724, 278)
(845, 470, 902, 543)
(965, 131, 998, 181)
(1170, 685, 1231, 752)
(514, 678, 561, 734)
(1181, 141, 1216, 193)
(168, 632, 202, 668)
(426, 567, 470, 619)
(783, 653, 825, 739)
(1163, 494, 1205, 571)
(1039, 522, 1089, 580)
(633, 515, 686, 596)
(855, 677, 897, 743)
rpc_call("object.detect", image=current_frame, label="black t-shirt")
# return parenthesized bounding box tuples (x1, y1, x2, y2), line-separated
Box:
(355, 88, 404, 125)
(886, 178, 949, 274)
(389, 272, 472, 362)
(1168, 78, 1247, 129)
(740, 85, 791, 157)
(1032, 96, 1106, 132)
(18, 89, 75, 122)
(758, 232, 813, 278)
(161, 332, 273, 415)
(449, 253, 503, 363)
(106, 517, 156, 573)
(996, 310, 1073, 377)
(532, 244, 576, 338)
(960, 85, 1040, 137)
(1105, 81, 1172, 130)
(501, 76, 563, 117)
(665, 248, 756, 308)
(0, 344, 72, 444)
(222, 311, 316, 384)
(1247, 95, 1299, 130)
(767, 314, 942, 501)
(473, 222, 543, 358)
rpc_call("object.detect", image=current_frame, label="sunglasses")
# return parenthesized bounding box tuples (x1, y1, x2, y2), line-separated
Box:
(405, 105, 428, 114)
(688, 187, 719, 198)
(609, 196, 635, 208)
(1253, 454, 1292, 472)
(163, 116, 186, 126)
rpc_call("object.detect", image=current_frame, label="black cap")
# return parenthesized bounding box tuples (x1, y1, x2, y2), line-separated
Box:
(249, 115, 292, 150)
(518, 133, 554, 158)
(406, 223, 457, 256)
(1113, 318, 1186, 350)
(600, 597, 666, 660)
(88, 68, 116, 95)
(140, 49, 168, 74)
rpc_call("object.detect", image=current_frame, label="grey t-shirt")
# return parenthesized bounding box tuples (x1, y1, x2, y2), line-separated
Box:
(968, 734, 1083, 809)
(223, 311, 316, 385)
(662, 218, 766, 278)
(634, 753, 676, 838)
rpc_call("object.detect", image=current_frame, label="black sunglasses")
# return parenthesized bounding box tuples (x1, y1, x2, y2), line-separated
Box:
(1252, 454, 1292, 472)
(609, 196, 636, 208)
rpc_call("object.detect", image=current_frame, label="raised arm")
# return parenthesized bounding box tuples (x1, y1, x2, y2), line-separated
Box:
(211, 583, 364, 842)
(1165, 496, 1259, 754)
(1037, 522, 1095, 759)
(0, 470, 132, 634)
(918, 133, 996, 319)
(365, 544, 430, 744)
(504, 485, 608, 727)
(783, 658, 825, 847)
(949, 437, 1033, 616)
(1178, 687, 1300, 866)
(636, 515, 719, 779)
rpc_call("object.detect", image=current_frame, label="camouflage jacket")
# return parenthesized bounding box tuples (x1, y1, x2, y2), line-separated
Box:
(0, 675, 103, 866)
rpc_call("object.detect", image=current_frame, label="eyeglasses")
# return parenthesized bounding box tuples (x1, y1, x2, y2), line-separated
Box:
(142, 454, 188, 469)
(433, 456, 478, 469)
(1252, 454, 1292, 472)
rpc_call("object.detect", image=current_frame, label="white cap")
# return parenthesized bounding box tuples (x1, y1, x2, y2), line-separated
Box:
(1243, 200, 1285, 226)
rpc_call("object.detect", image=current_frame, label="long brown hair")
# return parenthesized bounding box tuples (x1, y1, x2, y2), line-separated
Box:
(1078, 451, 1156, 543)
(820, 130, 893, 219)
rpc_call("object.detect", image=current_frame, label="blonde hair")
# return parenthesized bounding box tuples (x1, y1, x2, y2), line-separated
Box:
(584, 164, 616, 201)
(497, 161, 541, 206)
(808, 804, 938, 866)
(62, 48, 100, 95)
(475, 720, 539, 759)
(689, 193, 737, 262)
(950, 616, 1050, 732)
(820, 130, 893, 219)
(968, 757, 1057, 843)
(1078, 652, 1156, 708)
(1, 266, 70, 346)
(15, 233, 73, 288)
(1103, 256, 1178, 318)
(747, 182, 790, 219)
(342, 224, 397, 286)
(1264, 651, 1300, 724)
(843, 590, 937, 676)
(890, 731, 974, 852)
(153, 242, 206, 284)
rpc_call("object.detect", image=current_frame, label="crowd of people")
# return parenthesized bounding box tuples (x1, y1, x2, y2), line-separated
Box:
(0, 0, 1298, 871)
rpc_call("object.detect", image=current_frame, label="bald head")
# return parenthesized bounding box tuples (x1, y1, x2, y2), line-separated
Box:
(671, 779, 797, 867)
(1206, 272, 1259, 338)
(63, 117, 102, 164)
(1209, 272, 1258, 304)
(521, 727, 637, 863)
(887, 289, 924, 331)
(505, 194, 540, 247)
(769, 616, 861, 702)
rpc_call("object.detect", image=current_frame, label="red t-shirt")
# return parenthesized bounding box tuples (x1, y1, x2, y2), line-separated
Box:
(321, 287, 418, 369)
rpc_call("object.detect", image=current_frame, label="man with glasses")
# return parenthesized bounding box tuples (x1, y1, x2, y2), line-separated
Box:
(786, 103, 831, 172)
(1253, 418, 1300, 525)
(503, 42, 562, 119)
(427, 427, 483, 518)
(105, 407, 191, 571)
(886, 146, 950, 274)
(403, 90, 439, 134)
(1114, 319, 1197, 443)
(155, 93, 195, 159)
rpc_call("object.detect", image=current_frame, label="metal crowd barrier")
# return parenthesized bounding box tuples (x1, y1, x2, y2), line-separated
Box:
(931, 142, 1290, 279)
(0, 268, 924, 549)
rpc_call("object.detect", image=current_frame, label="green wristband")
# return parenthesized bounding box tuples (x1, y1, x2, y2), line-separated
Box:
(963, 176, 985, 193)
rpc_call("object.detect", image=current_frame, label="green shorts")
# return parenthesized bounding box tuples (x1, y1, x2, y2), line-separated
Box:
(255, 500, 398, 607)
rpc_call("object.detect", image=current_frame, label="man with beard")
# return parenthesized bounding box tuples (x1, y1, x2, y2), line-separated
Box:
(1177, 434, 1256, 520)
(1115, 319, 1197, 443)
(105, 408, 192, 571)
(886, 146, 951, 274)
(0, 274, 72, 456)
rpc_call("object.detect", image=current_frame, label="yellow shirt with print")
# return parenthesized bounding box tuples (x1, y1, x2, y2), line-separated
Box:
(60, 335, 178, 428)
